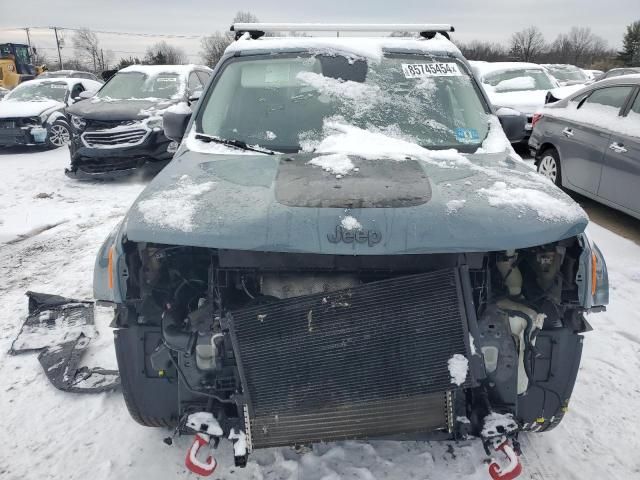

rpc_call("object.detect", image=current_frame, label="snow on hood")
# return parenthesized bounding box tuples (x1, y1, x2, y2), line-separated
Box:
(225, 34, 461, 63)
(136, 174, 216, 232)
(485, 89, 547, 114)
(124, 112, 586, 254)
(550, 84, 585, 100)
(0, 99, 64, 118)
(486, 85, 584, 114)
(301, 117, 584, 224)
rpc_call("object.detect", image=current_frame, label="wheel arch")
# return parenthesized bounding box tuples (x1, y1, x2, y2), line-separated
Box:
(44, 109, 66, 126)
(535, 142, 559, 164)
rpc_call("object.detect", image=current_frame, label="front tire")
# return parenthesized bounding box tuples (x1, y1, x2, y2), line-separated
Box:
(46, 119, 71, 148)
(537, 148, 561, 186)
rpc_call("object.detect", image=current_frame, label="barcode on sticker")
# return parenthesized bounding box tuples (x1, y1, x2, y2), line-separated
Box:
(402, 63, 462, 78)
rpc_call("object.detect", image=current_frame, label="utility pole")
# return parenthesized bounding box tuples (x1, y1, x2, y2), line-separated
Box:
(101, 48, 105, 70)
(24, 28, 32, 50)
(51, 26, 63, 69)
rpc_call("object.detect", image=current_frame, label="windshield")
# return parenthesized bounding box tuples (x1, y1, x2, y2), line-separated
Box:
(545, 66, 587, 82)
(483, 69, 556, 93)
(197, 54, 490, 152)
(6, 81, 68, 102)
(97, 71, 182, 100)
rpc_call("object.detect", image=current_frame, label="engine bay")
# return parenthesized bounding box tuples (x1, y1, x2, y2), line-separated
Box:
(114, 237, 593, 466)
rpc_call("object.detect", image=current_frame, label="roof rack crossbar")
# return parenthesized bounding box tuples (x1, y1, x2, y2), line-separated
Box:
(230, 23, 454, 36)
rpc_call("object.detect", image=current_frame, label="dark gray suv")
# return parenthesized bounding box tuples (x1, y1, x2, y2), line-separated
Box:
(529, 75, 640, 219)
(94, 24, 609, 476)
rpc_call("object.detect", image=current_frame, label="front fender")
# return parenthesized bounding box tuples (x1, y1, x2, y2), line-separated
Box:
(43, 108, 66, 126)
(93, 221, 126, 304)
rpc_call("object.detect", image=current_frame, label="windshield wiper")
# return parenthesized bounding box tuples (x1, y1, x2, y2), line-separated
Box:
(195, 133, 276, 155)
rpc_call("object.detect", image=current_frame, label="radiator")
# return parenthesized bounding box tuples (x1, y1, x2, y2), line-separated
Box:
(227, 268, 474, 449)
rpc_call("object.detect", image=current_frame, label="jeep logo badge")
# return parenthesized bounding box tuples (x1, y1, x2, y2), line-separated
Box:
(327, 225, 382, 247)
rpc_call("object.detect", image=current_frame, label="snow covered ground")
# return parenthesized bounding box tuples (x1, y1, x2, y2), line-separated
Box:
(1, 146, 639, 479)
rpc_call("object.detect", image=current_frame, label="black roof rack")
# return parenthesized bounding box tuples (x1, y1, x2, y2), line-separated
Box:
(230, 23, 455, 41)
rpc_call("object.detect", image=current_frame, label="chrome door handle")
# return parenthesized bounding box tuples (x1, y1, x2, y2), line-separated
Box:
(609, 142, 627, 154)
(562, 128, 574, 138)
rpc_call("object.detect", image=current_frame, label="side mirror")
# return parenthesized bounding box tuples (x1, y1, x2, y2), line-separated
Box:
(73, 90, 95, 102)
(496, 107, 527, 143)
(163, 109, 192, 142)
(188, 89, 203, 103)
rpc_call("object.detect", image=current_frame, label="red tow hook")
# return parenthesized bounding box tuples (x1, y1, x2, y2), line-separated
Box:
(488, 439, 522, 480)
(185, 432, 217, 476)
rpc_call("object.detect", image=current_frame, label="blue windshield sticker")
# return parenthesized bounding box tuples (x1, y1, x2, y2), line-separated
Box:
(455, 128, 480, 143)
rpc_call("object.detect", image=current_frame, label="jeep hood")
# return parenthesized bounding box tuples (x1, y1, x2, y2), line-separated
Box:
(66, 98, 176, 121)
(121, 150, 587, 255)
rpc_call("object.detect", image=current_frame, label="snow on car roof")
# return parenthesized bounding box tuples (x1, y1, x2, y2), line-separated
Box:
(225, 34, 461, 62)
(542, 64, 581, 69)
(469, 61, 545, 78)
(119, 64, 212, 76)
(16, 77, 86, 89)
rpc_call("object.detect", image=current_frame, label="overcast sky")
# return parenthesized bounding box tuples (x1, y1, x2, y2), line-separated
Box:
(1, 0, 636, 67)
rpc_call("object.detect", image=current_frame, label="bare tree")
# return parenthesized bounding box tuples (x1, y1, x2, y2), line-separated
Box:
(73, 28, 105, 72)
(233, 11, 260, 24)
(459, 41, 509, 62)
(201, 10, 270, 67)
(200, 32, 233, 67)
(144, 41, 187, 65)
(546, 27, 610, 66)
(509, 26, 546, 62)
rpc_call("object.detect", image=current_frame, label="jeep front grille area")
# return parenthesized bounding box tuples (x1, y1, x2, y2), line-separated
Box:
(81, 128, 149, 148)
(227, 269, 473, 448)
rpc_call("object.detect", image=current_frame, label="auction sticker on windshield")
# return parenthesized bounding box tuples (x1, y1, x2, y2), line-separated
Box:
(402, 63, 462, 78)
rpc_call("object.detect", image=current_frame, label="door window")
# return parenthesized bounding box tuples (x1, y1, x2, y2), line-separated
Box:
(579, 86, 634, 122)
(188, 72, 203, 96)
(630, 91, 640, 116)
(196, 70, 211, 85)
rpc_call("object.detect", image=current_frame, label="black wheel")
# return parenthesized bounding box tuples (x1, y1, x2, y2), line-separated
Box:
(537, 148, 561, 186)
(46, 118, 71, 148)
(115, 325, 179, 428)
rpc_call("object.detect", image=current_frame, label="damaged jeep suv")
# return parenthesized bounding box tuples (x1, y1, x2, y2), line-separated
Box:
(65, 64, 211, 179)
(94, 24, 608, 477)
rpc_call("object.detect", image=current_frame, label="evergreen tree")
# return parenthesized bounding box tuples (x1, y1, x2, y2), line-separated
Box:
(618, 20, 640, 66)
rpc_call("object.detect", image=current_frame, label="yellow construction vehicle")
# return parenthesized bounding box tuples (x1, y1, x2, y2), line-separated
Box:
(0, 43, 47, 89)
